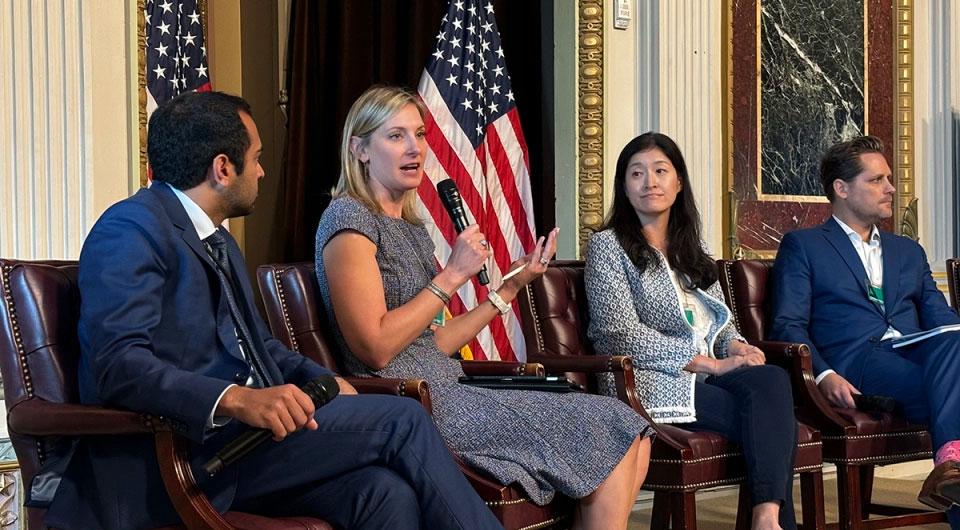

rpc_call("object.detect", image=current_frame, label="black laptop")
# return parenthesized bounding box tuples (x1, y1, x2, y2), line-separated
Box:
(458, 375, 584, 393)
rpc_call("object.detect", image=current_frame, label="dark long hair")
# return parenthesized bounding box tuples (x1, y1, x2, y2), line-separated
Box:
(602, 132, 717, 290)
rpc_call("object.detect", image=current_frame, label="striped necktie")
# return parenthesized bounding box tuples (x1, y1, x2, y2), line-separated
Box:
(204, 229, 274, 387)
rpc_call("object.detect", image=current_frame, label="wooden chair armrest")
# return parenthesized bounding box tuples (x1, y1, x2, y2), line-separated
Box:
(459, 360, 545, 376)
(7, 399, 233, 528)
(754, 340, 851, 430)
(346, 377, 433, 415)
(155, 430, 232, 529)
(8, 399, 156, 436)
(527, 353, 633, 374)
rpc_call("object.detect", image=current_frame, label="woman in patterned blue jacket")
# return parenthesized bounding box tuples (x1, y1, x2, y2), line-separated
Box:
(584, 132, 798, 530)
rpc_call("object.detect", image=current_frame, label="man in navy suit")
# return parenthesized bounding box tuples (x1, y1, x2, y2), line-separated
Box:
(44, 91, 501, 530)
(770, 136, 960, 518)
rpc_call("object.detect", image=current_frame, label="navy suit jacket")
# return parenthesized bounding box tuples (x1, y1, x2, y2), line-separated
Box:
(45, 183, 333, 530)
(769, 218, 960, 380)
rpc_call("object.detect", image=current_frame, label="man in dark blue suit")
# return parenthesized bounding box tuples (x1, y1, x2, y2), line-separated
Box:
(43, 91, 501, 530)
(770, 136, 960, 518)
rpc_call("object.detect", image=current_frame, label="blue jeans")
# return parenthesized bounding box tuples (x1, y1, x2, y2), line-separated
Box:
(686, 364, 798, 530)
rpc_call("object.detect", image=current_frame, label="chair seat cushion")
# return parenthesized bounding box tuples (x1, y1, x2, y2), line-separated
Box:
(833, 407, 929, 436)
(645, 423, 821, 491)
(822, 408, 933, 464)
(794, 423, 822, 471)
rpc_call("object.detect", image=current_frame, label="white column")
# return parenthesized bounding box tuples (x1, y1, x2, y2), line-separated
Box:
(0, 0, 133, 260)
(554, 0, 579, 258)
(657, 0, 723, 255)
(635, 0, 659, 138)
(914, 0, 954, 273)
(952, 1, 960, 257)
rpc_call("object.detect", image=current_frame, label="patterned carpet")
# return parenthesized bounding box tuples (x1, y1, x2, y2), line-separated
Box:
(629, 466, 950, 529)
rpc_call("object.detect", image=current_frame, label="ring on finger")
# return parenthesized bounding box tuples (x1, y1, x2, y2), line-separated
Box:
(539, 257, 549, 266)
(479, 239, 489, 248)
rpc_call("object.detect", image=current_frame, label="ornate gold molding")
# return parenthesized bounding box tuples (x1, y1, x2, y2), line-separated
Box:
(137, 1, 209, 188)
(894, 0, 915, 236)
(138, 0, 147, 187)
(577, 0, 604, 254)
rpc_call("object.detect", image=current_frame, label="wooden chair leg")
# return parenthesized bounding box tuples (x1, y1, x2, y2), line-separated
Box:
(671, 491, 697, 530)
(836, 464, 864, 530)
(735, 486, 752, 530)
(859, 465, 874, 519)
(651, 490, 672, 530)
(800, 469, 826, 530)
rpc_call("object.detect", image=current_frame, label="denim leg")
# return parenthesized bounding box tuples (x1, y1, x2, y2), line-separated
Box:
(689, 365, 798, 530)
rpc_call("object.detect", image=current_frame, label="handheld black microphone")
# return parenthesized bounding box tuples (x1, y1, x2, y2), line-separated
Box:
(202, 375, 340, 476)
(436, 179, 490, 285)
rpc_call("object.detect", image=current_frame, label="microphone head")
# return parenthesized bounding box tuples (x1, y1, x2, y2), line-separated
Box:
(436, 179, 462, 210)
(303, 375, 340, 407)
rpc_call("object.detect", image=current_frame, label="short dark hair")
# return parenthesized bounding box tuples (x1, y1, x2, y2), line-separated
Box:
(819, 135, 885, 202)
(603, 132, 717, 290)
(147, 91, 252, 190)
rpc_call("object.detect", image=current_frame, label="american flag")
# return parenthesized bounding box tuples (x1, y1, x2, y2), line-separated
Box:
(417, 0, 536, 361)
(145, 0, 211, 117)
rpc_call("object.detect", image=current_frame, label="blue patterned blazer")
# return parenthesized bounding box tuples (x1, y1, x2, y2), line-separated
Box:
(584, 229, 743, 423)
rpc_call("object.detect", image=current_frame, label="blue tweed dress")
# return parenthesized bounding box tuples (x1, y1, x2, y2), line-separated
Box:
(314, 196, 649, 505)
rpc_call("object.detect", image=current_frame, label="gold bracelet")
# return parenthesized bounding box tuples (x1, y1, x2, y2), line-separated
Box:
(425, 281, 451, 304)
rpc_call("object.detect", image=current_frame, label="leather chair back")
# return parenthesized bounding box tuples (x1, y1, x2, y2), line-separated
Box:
(0, 260, 80, 529)
(716, 258, 774, 343)
(947, 258, 960, 309)
(256, 262, 340, 371)
(516, 260, 595, 391)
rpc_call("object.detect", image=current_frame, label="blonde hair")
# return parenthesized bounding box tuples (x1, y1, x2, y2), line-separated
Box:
(333, 85, 426, 223)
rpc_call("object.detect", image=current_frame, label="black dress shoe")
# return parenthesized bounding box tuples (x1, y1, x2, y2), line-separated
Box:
(919, 460, 960, 510)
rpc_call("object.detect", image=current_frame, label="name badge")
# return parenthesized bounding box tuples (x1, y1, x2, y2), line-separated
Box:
(432, 309, 446, 327)
(868, 284, 884, 306)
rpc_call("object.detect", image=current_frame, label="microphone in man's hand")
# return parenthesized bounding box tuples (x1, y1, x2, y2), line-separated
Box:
(436, 179, 489, 285)
(852, 393, 898, 414)
(202, 375, 340, 476)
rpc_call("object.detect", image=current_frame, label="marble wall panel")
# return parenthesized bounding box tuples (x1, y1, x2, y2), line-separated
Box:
(726, 0, 895, 257)
(759, 0, 864, 197)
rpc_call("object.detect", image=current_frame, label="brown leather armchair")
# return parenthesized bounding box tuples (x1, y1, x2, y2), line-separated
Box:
(947, 258, 960, 309)
(0, 258, 332, 530)
(517, 260, 826, 530)
(718, 258, 945, 530)
(255, 262, 572, 530)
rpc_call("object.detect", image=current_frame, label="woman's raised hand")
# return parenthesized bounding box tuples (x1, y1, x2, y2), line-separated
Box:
(445, 225, 493, 284)
(502, 227, 560, 290)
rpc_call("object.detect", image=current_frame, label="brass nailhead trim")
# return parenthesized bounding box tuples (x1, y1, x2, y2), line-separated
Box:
(2, 264, 40, 461)
(651, 451, 743, 465)
(518, 515, 570, 530)
(524, 285, 546, 354)
(485, 497, 534, 507)
(721, 265, 743, 333)
(825, 450, 933, 465)
(643, 476, 745, 491)
(821, 431, 928, 441)
(274, 267, 300, 352)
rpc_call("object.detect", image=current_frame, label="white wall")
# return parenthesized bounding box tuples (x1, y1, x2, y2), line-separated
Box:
(0, 0, 135, 260)
(914, 0, 957, 274)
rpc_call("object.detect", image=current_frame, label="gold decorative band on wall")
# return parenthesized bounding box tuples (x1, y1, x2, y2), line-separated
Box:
(895, 0, 916, 239)
(577, 0, 604, 254)
(137, 0, 209, 188)
(138, 0, 148, 187)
